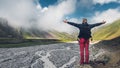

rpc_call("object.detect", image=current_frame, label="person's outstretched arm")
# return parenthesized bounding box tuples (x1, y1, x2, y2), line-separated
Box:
(90, 20, 106, 28)
(63, 20, 80, 28)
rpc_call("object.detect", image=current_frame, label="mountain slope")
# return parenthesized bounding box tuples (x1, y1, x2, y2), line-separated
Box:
(0, 18, 23, 39)
(49, 30, 77, 41)
(0, 18, 76, 42)
(93, 19, 120, 40)
(22, 29, 77, 41)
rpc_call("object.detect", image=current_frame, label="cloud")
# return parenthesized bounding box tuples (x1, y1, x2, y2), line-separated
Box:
(1, 0, 119, 34)
(36, 0, 77, 32)
(77, 0, 93, 8)
(0, 0, 39, 29)
(90, 7, 120, 23)
(0, 0, 77, 33)
(93, 0, 120, 5)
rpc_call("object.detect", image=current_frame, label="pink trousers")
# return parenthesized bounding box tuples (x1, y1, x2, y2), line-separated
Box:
(79, 38, 89, 64)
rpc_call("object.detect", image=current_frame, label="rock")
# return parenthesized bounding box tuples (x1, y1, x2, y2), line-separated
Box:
(49, 50, 79, 67)
(76, 64, 93, 68)
(0, 43, 80, 68)
(31, 59, 44, 68)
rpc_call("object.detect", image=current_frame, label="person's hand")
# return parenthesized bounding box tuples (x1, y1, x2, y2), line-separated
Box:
(102, 20, 106, 24)
(63, 19, 68, 23)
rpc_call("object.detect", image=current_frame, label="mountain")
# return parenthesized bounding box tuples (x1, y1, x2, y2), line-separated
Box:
(93, 19, 120, 40)
(48, 30, 77, 41)
(21, 28, 55, 39)
(0, 18, 76, 42)
(0, 18, 23, 39)
(21, 28, 76, 41)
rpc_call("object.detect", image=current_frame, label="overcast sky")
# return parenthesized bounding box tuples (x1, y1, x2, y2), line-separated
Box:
(0, 0, 120, 33)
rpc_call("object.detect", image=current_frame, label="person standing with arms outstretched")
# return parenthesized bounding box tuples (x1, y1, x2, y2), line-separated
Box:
(63, 18, 106, 65)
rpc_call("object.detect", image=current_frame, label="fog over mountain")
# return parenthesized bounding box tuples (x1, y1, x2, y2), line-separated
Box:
(0, 0, 77, 33)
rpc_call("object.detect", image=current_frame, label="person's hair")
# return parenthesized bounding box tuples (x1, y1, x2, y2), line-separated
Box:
(82, 18, 87, 23)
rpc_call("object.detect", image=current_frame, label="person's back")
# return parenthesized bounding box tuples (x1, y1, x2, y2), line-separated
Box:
(77, 23, 91, 39)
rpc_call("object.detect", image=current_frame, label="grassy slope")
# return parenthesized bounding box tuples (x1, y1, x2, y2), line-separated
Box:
(93, 19, 120, 40)
(23, 29, 77, 41)
(49, 30, 77, 41)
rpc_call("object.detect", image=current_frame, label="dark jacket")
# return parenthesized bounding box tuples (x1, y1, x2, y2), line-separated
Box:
(67, 22, 103, 39)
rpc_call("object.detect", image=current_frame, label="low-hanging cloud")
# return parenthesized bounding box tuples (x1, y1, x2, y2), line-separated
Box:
(1, 0, 119, 34)
(0, 0, 77, 33)
(0, 0, 38, 28)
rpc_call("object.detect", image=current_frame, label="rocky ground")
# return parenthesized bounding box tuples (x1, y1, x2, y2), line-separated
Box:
(91, 38, 120, 68)
(0, 41, 119, 68)
(0, 42, 80, 68)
